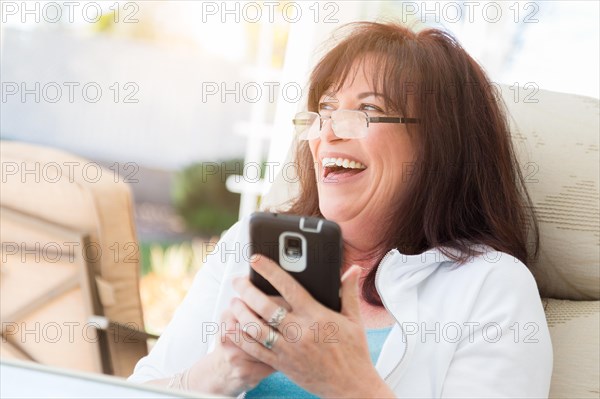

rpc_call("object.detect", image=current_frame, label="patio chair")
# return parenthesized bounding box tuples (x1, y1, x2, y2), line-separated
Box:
(0, 141, 155, 377)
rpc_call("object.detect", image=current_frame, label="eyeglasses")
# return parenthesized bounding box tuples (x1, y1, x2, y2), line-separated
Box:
(292, 110, 419, 140)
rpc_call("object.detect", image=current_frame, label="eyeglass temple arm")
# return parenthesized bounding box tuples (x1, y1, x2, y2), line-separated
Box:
(292, 119, 311, 125)
(368, 116, 420, 124)
(292, 114, 330, 125)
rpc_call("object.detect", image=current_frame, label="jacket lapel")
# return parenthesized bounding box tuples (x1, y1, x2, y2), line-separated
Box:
(375, 248, 453, 385)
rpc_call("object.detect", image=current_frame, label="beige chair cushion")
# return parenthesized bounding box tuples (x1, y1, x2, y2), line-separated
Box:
(544, 298, 600, 398)
(503, 88, 599, 300)
(1, 141, 146, 376)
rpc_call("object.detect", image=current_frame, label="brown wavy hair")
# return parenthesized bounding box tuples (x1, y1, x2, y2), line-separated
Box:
(284, 22, 539, 306)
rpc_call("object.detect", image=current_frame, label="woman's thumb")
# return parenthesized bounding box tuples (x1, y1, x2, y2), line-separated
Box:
(341, 265, 362, 317)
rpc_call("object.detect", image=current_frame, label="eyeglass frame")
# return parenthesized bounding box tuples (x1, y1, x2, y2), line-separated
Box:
(292, 110, 420, 140)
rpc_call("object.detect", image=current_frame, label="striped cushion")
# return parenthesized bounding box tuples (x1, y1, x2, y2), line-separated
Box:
(543, 298, 600, 398)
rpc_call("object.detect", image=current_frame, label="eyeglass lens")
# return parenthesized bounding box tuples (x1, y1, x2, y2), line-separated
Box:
(295, 110, 368, 140)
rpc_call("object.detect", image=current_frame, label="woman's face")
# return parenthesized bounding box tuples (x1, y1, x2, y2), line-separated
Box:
(308, 59, 416, 242)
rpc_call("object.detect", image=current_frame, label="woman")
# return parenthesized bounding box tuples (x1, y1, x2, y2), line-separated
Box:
(129, 22, 553, 397)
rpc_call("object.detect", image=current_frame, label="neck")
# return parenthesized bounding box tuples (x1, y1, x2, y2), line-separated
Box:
(341, 233, 385, 276)
(335, 213, 389, 274)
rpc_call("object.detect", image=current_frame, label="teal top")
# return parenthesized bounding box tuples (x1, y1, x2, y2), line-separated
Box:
(245, 326, 393, 399)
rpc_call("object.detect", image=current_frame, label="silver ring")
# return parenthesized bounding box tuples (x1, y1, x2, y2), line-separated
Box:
(263, 327, 278, 350)
(267, 306, 288, 328)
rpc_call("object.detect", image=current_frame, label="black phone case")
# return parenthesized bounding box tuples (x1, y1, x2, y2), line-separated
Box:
(249, 212, 343, 312)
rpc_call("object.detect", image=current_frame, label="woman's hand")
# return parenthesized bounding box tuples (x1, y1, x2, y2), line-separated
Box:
(230, 255, 395, 398)
(185, 306, 275, 396)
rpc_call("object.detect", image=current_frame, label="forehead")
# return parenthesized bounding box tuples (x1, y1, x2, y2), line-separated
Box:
(320, 57, 381, 101)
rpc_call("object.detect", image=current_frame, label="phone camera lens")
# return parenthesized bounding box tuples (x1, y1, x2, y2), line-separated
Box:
(285, 237, 302, 258)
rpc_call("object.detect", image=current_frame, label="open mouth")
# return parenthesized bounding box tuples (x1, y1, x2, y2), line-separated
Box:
(322, 157, 367, 179)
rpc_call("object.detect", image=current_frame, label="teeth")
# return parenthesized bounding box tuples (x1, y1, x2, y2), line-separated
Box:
(321, 157, 366, 170)
(323, 158, 337, 167)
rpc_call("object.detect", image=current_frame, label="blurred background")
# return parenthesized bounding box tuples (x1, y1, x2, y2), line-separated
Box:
(2, 0, 599, 336)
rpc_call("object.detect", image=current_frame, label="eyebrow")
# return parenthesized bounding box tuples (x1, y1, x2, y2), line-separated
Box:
(319, 92, 385, 102)
(357, 92, 384, 99)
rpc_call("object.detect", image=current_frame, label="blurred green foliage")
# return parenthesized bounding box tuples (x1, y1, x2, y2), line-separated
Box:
(172, 160, 243, 236)
(140, 241, 171, 276)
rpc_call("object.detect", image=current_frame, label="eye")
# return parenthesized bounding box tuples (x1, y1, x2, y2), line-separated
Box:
(319, 102, 336, 111)
(360, 103, 385, 113)
(319, 103, 335, 117)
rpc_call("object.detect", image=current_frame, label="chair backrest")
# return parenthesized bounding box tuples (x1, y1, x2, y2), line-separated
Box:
(0, 141, 147, 377)
(501, 86, 599, 300)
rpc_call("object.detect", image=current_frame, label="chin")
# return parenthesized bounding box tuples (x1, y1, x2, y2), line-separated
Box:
(318, 197, 357, 224)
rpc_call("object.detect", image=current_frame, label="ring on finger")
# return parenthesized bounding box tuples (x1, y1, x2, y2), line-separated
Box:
(267, 306, 288, 328)
(263, 327, 279, 350)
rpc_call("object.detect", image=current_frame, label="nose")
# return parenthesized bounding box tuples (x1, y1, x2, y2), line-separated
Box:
(320, 118, 343, 143)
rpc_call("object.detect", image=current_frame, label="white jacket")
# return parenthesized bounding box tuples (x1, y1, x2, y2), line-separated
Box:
(129, 216, 553, 398)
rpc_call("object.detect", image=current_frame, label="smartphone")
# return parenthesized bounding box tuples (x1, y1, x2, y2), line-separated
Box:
(249, 212, 343, 312)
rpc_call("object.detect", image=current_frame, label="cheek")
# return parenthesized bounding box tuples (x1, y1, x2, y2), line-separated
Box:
(308, 140, 321, 178)
(366, 131, 406, 162)
(370, 132, 416, 190)
(385, 128, 414, 160)
(389, 142, 415, 173)
(308, 139, 320, 162)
